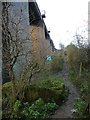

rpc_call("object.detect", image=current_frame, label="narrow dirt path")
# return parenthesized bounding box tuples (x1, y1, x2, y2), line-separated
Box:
(52, 59, 80, 118)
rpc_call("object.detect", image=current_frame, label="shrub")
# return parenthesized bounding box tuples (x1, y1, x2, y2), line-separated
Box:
(11, 98, 59, 119)
(50, 55, 64, 73)
(32, 75, 69, 104)
(74, 98, 88, 117)
(80, 83, 88, 94)
(33, 75, 64, 89)
(44, 102, 58, 113)
(2, 77, 68, 119)
(68, 69, 77, 81)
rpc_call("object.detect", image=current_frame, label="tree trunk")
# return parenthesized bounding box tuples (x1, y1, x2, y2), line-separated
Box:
(9, 67, 16, 104)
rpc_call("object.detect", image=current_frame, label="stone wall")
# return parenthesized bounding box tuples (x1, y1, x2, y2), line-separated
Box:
(8, 2, 31, 79)
(0, 2, 2, 85)
(30, 20, 53, 64)
(88, 1, 90, 44)
(30, 22, 45, 63)
(2, 2, 31, 83)
(2, 1, 55, 83)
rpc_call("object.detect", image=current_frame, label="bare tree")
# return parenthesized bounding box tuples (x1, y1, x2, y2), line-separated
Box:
(2, 2, 41, 103)
(72, 30, 88, 75)
(59, 43, 64, 50)
(2, 2, 27, 83)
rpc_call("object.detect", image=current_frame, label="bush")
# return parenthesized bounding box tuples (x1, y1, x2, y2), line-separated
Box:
(74, 98, 88, 117)
(68, 69, 90, 117)
(32, 75, 69, 104)
(80, 83, 88, 95)
(2, 77, 68, 119)
(50, 55, 64, 73)
(68, 69, 77, 81)
(11, 98, 59, 119)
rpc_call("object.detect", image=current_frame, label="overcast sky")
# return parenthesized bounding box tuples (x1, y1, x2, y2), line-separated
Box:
(36, 0, 89, 49)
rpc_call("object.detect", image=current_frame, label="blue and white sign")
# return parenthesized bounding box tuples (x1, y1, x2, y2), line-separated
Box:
(46, 55, 52, 61)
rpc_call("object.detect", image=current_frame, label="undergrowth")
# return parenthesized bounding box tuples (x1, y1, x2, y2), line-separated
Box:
(68, 69, 89, 117)
(11, 98, 59, 119)
(2, 75, 68, 119)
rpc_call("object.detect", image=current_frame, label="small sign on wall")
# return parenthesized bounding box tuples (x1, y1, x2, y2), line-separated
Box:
(46, 55, 52, 62)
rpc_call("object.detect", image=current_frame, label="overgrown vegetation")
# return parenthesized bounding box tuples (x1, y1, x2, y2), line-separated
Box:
(66, 32, 90, 117)
(32, 53, 64, 81)
(68, 70, 89, 117)
(11, 98, 58, 119)
(74, 98, 89, 118)
(2, 74, 68, 119)
(2, 37, 66, 119)
(50, 54, 64, 73)
(32, 75, 69, 102)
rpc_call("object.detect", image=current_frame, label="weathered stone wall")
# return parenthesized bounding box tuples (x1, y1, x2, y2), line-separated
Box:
(2, 1, 55, 83)
(0, 2, 2, 120)
(30, 21, 53, 64)
(44, 39, 53, 55)
(8, 2, 31, 79)
(31, 22, 45, 63)
(29, 1, 55, 64)
(0, 2, 2, 85)
(2, 2, 31, 82)
(88, 1, 90, 44)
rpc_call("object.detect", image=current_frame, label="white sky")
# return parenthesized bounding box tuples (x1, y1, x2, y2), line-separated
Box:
(36, 0, 89, 49)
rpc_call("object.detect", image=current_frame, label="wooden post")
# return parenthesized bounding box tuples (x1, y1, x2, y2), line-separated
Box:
(79, 62, 82, 76)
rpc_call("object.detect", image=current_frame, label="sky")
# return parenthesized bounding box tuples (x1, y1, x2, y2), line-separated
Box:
(36, 0, 89, 49)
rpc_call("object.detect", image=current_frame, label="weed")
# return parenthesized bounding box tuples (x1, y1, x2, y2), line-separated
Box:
(74, 98, 88, 117)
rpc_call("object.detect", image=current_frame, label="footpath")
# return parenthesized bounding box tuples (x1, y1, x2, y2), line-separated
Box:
(52, 60, 80, 118)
